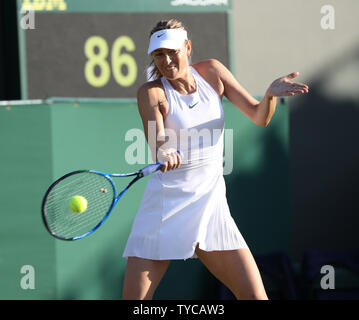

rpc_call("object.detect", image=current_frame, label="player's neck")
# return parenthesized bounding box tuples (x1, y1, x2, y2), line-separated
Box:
(168, 69, 196, 95)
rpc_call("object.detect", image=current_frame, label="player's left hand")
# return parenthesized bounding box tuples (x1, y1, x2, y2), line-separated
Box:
(266, 72, 309, 97)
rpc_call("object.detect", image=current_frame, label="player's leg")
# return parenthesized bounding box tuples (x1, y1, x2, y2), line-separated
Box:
(195, 246, 268, 300)
(122, 257, 170, 300)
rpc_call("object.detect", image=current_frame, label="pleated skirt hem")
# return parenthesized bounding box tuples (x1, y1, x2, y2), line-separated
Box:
(122, 231, 249, 261)
(122, 243, 249, 261)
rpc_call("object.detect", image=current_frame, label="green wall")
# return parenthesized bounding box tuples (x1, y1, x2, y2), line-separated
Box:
(18, 0, 231, 12)
(0, 103, 55, 299)
(0, 97, 288, 299)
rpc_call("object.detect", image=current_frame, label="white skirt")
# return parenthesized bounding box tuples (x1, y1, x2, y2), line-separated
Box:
(123, 155, 248, 260)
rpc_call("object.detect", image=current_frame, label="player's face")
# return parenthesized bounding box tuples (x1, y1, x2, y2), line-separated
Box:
(152, 41, 191, 80)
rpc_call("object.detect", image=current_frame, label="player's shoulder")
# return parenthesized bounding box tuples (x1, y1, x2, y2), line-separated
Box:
(137, 79, 164, 97)
(192, 59, 225, 74)
(137, 79, 166, 106)
(192, 60, 227, 97)
(192, 59, 228, 83)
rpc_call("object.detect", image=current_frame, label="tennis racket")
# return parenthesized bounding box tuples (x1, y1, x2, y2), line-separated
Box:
(41, 151, 181, 241)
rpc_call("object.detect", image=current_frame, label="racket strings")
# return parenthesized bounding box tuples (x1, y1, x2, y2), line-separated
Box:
(46, 179, 110, 216)
(47, 189, 109, 235)
(43, 172, 115, 239)
(45, 174, 113, 238)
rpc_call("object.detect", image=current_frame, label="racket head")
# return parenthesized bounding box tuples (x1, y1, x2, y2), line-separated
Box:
(41, 170, 116, 240)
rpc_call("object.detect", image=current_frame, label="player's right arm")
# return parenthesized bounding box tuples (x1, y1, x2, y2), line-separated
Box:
(137, 82, 181, 172)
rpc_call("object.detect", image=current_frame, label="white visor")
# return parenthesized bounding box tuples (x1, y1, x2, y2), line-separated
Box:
(147, 29, 188, 55)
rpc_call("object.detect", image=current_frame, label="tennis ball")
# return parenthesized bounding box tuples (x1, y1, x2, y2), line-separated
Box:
(70, 195, 88, 213)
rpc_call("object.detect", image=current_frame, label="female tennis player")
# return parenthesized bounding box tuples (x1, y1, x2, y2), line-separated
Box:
(122, 19, 308, 300)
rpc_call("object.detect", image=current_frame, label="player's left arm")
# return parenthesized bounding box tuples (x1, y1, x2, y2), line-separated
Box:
(205, 59, 309, 126)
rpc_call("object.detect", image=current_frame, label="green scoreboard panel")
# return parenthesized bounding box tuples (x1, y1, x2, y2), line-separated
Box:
(17, 0, 232, 99)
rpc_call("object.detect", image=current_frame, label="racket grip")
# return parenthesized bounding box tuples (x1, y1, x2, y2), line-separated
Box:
(141, 150, 182, 177)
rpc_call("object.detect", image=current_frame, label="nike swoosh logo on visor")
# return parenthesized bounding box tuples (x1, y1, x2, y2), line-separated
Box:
(157, 33, 165, 38)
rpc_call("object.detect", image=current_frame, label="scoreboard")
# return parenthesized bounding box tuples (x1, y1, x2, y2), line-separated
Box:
(17, 0, 232, 99)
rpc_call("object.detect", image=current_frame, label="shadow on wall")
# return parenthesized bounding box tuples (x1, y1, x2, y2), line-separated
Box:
(225, 128, 290, 256)
(290, 43, 359, 262)
(218, 43, 359, 300)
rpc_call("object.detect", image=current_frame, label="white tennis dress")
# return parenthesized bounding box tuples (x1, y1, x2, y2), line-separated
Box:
(123, 66, 248, 260)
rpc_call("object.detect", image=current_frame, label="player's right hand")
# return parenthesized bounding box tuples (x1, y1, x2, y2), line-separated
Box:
(158, 148, 181, 173)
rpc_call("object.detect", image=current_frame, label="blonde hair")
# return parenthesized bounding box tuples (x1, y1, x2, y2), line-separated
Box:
(148, 19, 190, 81)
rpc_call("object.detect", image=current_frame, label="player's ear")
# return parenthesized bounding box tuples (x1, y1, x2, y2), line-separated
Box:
(185, 40, 192, 57)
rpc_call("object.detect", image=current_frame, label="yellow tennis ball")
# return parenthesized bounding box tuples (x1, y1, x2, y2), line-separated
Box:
(70, 195, 88, 213)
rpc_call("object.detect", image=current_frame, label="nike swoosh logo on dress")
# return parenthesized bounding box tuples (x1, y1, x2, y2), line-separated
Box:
(188, 102, 199, 109)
